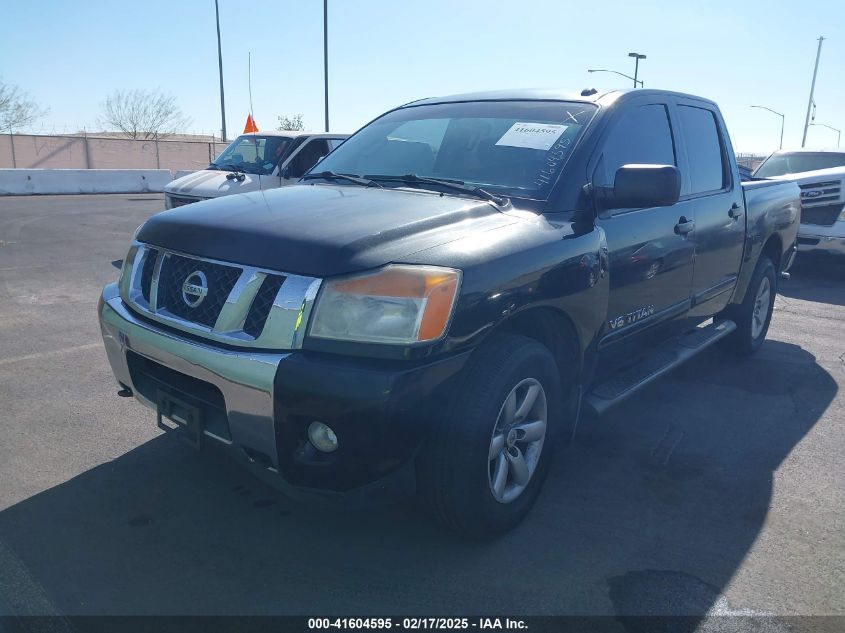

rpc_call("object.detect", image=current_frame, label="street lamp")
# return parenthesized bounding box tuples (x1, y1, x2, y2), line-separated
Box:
(587, 68, 643, 88)
(214, 0, 227, 142)
(628, 52, 647, 88)
(810, 122, 841, 148)
(750, 105, 785, 150)
(323, 0, 329, 132)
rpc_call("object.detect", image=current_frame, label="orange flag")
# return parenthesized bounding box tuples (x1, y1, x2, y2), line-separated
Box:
(243, 114, 259, 134)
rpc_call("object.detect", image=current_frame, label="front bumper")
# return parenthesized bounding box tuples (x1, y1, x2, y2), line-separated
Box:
(98, 283, 469, 497)
(797, 221, 845, 256)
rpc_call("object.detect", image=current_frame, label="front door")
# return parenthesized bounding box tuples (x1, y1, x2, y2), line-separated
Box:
(592, 100, 696, 363)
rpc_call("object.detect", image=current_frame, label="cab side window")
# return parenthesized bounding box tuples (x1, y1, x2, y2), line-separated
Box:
(287, 139, 331, 178)
(678, 105, 728, 194)
(594, 104, 676, 188)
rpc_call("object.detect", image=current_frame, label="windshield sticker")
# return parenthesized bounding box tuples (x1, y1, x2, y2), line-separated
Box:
(495, 122, 568, 151)
(534, 136, 573, 188)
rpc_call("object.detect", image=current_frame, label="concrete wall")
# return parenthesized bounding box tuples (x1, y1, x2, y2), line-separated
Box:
(0, 133, 223, 172)
(0, 169, 175, 195)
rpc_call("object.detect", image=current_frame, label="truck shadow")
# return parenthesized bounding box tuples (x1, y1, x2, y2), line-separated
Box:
(779, 253, 845, 307)
(0, 342, 836, 624)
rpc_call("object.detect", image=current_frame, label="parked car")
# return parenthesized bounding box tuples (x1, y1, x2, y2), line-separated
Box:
(100, 88, 799, 537)
(163, 131, 347, 208)
(753, 148, 845, 256)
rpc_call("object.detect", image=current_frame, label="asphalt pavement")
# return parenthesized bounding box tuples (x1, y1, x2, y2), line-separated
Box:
(0, 194, 842, 625)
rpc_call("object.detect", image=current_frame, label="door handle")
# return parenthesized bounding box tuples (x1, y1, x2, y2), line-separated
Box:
(729, 203, 744, 219)
(674, 217, 695, 235)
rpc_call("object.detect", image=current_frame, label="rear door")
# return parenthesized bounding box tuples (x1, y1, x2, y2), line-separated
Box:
(592, 97, 696, 356)
(672, 99, 744, 315)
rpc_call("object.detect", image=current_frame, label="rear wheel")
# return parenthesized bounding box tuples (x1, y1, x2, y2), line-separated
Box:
(419, 333, 563, 538)
(722, 256, 777, 355)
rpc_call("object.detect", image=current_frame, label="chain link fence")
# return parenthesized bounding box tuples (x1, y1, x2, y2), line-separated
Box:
(735, 153, 768, 171)
(0, 133, 225, 172)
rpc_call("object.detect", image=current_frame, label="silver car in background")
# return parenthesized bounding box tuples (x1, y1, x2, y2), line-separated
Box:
(163, 131, 348, 209)
(754, 149, 845, 256)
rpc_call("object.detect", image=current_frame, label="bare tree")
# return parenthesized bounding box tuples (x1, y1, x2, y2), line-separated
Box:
(0, 78, 47, 132)
(100, 89, 190, 139)
(277, 114, 305, 131)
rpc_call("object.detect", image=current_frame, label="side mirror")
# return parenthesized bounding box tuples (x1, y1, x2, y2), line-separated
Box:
(601, 164, 681, 210)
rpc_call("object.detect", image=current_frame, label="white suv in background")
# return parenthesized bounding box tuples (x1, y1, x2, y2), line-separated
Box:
(754, 149, 845, 257)
(164, 131, 347, 209)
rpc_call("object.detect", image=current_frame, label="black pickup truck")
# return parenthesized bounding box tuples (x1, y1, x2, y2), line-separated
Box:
(99, 89, 800, 536)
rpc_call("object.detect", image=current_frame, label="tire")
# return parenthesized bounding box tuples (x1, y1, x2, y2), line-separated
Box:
(722, 256, 777, 356)
(418, 333, 563, 538)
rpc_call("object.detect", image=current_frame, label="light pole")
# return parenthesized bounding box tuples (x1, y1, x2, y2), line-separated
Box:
(750, 105, 785, 149)
(323, 0, 329, 132)
(214, 0, 227, 142)
(587, 69, 643, 87)
(802, 36, 825, 147)
(810, 123, 841, 148)
(628, 52, 646, 88)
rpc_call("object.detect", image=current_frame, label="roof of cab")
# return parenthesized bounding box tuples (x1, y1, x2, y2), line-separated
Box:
(400, 88, 717, 109)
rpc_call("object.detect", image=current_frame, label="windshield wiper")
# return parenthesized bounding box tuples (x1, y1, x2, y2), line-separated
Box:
(364, 174, 507, 206)
(302, 171, 382, 188)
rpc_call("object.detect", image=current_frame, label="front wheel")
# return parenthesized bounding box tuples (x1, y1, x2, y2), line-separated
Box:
(418, 333, 563, 538)
(722, 256, 777, 355)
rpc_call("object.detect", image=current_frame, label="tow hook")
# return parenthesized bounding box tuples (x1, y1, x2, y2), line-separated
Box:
(117, 385, 133, 398)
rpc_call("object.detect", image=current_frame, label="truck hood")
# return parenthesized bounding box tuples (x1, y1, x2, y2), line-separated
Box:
(165, 169, 263, 198)
(138, 184, 517, 277)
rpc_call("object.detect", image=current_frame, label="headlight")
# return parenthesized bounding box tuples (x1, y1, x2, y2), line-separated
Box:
(308, 264, 461, 345)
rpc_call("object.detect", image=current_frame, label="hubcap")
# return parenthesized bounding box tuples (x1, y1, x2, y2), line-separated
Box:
(752, 277, 771, 339)
(487, 378, 548, 504)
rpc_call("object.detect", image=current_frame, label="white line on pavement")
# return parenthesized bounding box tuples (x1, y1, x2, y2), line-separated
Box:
(0, 344, 101, 367)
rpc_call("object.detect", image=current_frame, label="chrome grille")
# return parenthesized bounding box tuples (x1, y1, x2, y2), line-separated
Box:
(157, 254, 242, 327)
(166, 194, 205, 208)
(243, 274, 285, 338)
(121, 242, 321, 350)
(798, 178, 844, 226)
(140, 248, 158, 303)
(800, 204, 843, 227)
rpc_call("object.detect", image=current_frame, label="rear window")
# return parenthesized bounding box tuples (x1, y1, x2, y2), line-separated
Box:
(754, 152, 845, 178)
(678, 106, 727, 194)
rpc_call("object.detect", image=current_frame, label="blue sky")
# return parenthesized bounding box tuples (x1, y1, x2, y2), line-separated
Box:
(2, 0, 843, 154)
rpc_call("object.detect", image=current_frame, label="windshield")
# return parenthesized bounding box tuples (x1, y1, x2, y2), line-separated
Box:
(311, 100, 596, 200)
(754, 152, 845, 178)
(210, 135, 294, 175)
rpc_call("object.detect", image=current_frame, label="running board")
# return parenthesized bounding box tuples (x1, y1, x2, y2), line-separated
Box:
(583, 319, 737, 418)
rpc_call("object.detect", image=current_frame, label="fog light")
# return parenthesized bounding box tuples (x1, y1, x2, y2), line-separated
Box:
(308, 421, 338, 453)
